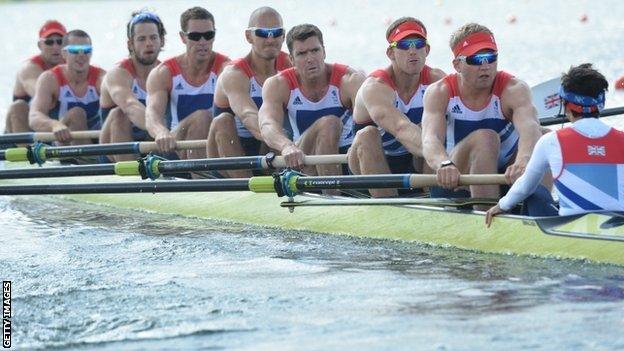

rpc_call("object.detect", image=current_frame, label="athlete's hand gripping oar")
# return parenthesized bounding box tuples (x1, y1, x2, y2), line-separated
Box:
(1, 139, 208, 163)
(0, 130, 100, 146)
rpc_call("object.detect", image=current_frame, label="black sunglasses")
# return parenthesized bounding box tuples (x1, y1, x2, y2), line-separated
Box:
(42, 38, 63, 46)
(184, 30, 216, 41)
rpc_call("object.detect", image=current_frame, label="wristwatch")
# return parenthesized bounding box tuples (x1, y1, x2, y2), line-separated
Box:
(439, 160, 455, 168)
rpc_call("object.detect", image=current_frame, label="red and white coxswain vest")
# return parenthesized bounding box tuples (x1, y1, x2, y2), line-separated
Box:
(554, 126, 624, 215)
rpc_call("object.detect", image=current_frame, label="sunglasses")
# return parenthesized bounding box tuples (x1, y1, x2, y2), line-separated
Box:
(130, 12, 162, 26)
(390, 38, 427, 50)
(63, 45, 92, 54)
(457, 52, 498, 65)
(41, 38, 63, 46)
(184, 30, 216, 41)
(248, 27, 284, 38)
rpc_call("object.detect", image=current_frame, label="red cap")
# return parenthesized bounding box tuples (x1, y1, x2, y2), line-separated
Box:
(387, 21, 427, 43)
(39, 20, 67, 39)
(452, 32, 497, 57)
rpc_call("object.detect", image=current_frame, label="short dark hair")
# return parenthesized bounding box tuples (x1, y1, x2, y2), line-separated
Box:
(286, 24, 323, 54)
(127, 11, 167, 40)
(180, 7, 214, 32)
(385, 17, 427, 41)
(62, 29, 91, 46)
(561, 63, 609, 118)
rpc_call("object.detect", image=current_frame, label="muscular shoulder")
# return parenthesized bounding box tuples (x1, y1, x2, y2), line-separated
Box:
(103, 65, 133, 87)
(263, 74, 290, 100)
(424, 78, 450, 99)
(220, 63, 249, 82)
(17, 60, 45, 81)
(360, 75, 393, 99)
(501, 77, 532, 107)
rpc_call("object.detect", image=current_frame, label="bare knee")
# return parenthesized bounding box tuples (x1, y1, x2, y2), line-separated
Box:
(211, 113, 236, 132)
(316, 115, 342, 140)
(106, 108, 131, 127)
(8, 100, 29, 116)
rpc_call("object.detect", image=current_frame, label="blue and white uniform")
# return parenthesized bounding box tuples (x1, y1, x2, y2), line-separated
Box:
(49, 64, 103, 130)
(358, 66, 432, 157)
(163, 53, 228, 130)
(281, 63, 354, 148)
(100, 58, 151, 140)
(443, 71, 518, 169)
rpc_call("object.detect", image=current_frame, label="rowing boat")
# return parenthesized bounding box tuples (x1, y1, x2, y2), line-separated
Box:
(1, 170, 622, 266)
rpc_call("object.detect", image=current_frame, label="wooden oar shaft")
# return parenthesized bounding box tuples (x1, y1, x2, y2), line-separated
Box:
(409, 174, 507, 188)
(0, 130, 100, 145)
(137, 139, 206, 153)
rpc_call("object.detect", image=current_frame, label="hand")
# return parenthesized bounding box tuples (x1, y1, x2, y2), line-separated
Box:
(52, 121, 72, 143)
(281, 144, 305, 169)
(436, 164, 460, 189)
(154, 130, 177, 153)
(505, 157, 529, 184)
(484, 204, 505, 228)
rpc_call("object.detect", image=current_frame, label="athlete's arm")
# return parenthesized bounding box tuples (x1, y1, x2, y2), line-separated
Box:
(17, 62, 44, 98)
(28, 71, 71, 141)
(421, 81, 459, 189)
(145, 65, 175, 152)
(362, 78, 423, 157)
(340, 69, 366, 110)
(503, 78, 542, 184)
(220, 67, 262, 140)
(258, 75, 303, 168)
(485, 134, 552, 227)
(104, 67, 147, 130)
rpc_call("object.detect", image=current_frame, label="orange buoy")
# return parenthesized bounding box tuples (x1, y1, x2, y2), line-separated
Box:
(506, 14, 517, 24)
(579, 13, 588, 23)
(444, 16, 452, 25)
(328, 18, 337, 27)
(615, 76, 624, 90)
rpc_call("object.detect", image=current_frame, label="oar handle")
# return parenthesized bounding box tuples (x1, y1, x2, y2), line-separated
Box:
(33, 130, 100, 142)
(264, 154, 348, 168)
(409, 174, 507, 187)
(138, 139, 207, 153)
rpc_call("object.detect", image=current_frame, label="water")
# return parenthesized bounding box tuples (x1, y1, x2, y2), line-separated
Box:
(1, 0, 624, 350)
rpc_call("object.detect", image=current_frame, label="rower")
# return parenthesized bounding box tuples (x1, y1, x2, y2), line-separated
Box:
(99, 11, 166, 162)
(486, 64, 624, 225)
(348, 17, 445, 197)
(421, 23, 542, 209)
(29, 29, 106, 145)
(145, 6, 230, 159)
(5, 20, 67, 134)
(258, 24, 365, 177)
(209, 6, 291, 177)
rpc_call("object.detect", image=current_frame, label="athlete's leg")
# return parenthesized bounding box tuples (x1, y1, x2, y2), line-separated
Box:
(5, 100, 30, 133)
(297, 115, 342, 177)
(174, 109, 212, 159)
(348, 125, 396, 197)
(61, 107, 90, 145)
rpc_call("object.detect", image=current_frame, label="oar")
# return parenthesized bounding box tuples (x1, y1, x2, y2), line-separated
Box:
(281, 196, 499, 208)
(0, 173, 506, 196)
(1, 139, 207, 163)
(0, 130, 100, 145)
(540, 106, 624, 126)
(532, 77, 562, 120)
(0, 154, 348, 179)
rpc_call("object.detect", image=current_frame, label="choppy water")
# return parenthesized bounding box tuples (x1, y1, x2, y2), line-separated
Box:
(3, 198, 624, 351)
(1, 0, 624, 350)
